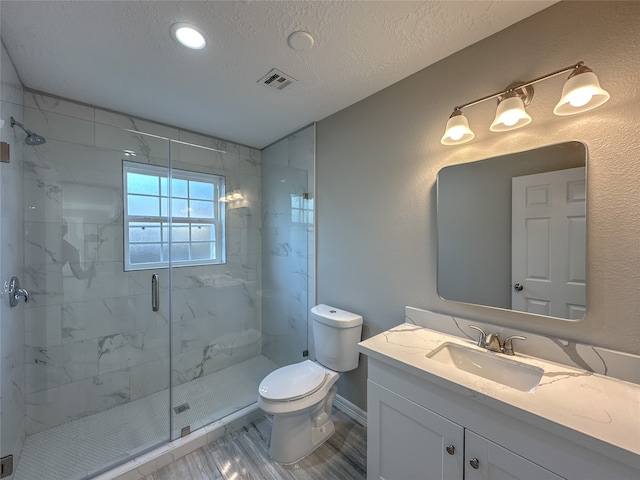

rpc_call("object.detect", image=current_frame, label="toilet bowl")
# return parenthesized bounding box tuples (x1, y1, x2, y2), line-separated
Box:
(258, 360, 339, 464)
(258, 304, 363, 464)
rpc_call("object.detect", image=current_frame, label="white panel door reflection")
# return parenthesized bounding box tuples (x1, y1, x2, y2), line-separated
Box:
(511, 167, 586, 319)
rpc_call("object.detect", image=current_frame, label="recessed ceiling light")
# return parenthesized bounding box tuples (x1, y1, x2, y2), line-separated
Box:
(170, 23, 207, 50)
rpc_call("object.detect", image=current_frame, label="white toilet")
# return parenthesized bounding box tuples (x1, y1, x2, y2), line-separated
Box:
(258, 304, 363, 464)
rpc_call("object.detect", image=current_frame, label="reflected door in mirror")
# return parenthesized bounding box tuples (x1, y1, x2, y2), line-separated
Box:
(511, 167, 586, 319)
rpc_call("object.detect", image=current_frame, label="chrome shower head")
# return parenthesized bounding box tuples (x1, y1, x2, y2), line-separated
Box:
(25, 132, 47, 146)
(9, 116, 47, 145)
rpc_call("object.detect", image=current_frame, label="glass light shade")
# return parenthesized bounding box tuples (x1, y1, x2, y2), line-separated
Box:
(171, 23, 207, 50)
(441, 112, 475, 145)
(490, 96, 532, 132)
(553, 71, 610, 116)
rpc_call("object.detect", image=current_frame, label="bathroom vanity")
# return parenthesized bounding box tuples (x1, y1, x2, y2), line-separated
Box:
(359, 323, 640, 480)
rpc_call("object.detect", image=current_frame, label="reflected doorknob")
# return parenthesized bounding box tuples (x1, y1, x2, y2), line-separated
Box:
(513, 283, 524, 291)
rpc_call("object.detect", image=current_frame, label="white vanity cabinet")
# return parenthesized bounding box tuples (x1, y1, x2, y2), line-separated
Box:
(368, 380, 464, 479)
(368, 380, 561, 480)
(365, 358, 638, 480)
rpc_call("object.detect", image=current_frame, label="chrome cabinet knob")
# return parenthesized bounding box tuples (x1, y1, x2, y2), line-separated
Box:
(513, 283, 524, 291)
(446, 445, 455, 455)
(469, 458, 480, 469)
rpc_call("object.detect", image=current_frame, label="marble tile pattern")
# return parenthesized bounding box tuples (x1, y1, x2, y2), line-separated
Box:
(358, 321, 640, 469)
(142, 407, 366, 480)
(1, 41, 27, 473)
(406, 307, 640, 384)
(260, 125, 315, 367)
(19, 91, 264, 434)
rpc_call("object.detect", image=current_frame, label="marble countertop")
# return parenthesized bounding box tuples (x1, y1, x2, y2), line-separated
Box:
(358, 323, 640, 466)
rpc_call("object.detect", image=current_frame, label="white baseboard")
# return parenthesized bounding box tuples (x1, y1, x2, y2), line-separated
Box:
(334, 394, 367, 427)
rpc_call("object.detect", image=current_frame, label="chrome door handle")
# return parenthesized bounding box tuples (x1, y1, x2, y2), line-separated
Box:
(152, 274, 159, 312)
(5, 276, 29, 307)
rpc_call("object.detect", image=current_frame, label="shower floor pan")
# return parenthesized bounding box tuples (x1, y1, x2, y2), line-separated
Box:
(13, 355, 278, 480)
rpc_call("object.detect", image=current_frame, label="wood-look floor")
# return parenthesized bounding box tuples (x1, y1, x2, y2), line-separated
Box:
(144, 408, 367, 480)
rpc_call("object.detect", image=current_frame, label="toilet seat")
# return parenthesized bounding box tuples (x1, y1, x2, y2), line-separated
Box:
(259, 360, 327, 402)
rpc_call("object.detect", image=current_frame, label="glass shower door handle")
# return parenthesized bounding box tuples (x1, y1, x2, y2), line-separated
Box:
(152, 274, 160, 312)
(4, 276, 29, 307)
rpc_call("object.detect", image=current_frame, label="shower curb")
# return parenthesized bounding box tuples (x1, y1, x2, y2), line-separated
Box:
(93, 404, 264, 480)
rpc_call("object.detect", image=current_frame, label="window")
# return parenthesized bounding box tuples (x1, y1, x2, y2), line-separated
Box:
(291, 193, 313, 224)
(123, 161, 225, 270)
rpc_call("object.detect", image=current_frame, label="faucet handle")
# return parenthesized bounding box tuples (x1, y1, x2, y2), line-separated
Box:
(502, 335, 526, 356)
(469, 325, 487, 347)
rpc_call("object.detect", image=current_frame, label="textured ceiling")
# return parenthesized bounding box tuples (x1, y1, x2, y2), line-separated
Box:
(0, 1, 556, 148)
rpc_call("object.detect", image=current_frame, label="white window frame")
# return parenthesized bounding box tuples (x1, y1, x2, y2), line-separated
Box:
(123, 160, 226, 271)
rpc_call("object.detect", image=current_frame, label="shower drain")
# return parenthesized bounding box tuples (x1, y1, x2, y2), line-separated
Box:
(173, 403, 191, 414)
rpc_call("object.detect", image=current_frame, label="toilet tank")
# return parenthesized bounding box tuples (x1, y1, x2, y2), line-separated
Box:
(311, 304, 363, 372)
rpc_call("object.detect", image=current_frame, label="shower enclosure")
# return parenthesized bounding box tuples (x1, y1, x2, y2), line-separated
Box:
(0, 91, 314, 480)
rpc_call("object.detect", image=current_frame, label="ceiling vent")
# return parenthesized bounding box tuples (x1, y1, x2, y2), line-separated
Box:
(258, 68, 297, 92)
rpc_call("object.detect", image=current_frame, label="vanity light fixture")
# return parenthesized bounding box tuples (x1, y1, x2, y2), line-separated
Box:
(489, 84, 533, 132)
(170, 23, 207, 50)
(441, 61, 610, 146)
(440, 109, 475, 145)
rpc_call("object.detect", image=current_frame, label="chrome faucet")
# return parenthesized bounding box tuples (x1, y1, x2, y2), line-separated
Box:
(469, 325, 526, 356)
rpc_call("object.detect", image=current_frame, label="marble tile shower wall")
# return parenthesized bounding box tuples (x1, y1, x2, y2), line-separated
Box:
(20, 92, 262, 434)
(261, 126, 315, 367)
(1, 42, 26, 471)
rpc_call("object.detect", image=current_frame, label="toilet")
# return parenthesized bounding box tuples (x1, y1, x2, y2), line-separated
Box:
(258, 304, 363, 464)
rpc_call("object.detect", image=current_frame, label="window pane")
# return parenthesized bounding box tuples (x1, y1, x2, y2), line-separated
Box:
(128, 194, 159, 216)
(161, 197, 168, 216)
(172, 198, 189, 217)
(191, 242, 213, 260)
(160, 177, 168, 196)
(173, 225, 190, 242)
(162, 224, 190, 242)
(190, 181, 214, 200)
(128, 173, 159, 195)
(192, 224, 214, 242)
(171, 243, 189, 261)
(160, 198, 188, 217)
(130, 243, 162, 264)
(190, 200, 214, 219)
(172, 178, 188, 198)
(130, 222, 161, 242)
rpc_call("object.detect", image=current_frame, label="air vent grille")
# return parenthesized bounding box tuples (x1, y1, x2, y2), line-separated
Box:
(258, 68, 297, 91)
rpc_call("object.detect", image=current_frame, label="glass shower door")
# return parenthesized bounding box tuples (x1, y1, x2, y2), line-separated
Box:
(3, 118, 172, 480)
(169, 139, 276, 439)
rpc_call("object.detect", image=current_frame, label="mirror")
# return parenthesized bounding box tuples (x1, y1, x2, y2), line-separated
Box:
(437, 141, 587, 321)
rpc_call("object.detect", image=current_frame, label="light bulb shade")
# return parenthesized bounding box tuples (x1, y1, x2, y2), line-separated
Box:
(441, 111, 475, 145)
(554, 70, 610, 116)
(490, 95, 532, 132)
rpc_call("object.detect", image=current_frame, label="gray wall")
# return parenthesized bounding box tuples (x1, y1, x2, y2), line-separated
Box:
(317, 1, 640, 409)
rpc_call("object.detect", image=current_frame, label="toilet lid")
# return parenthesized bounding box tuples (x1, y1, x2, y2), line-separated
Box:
(259, 360, 327, 401)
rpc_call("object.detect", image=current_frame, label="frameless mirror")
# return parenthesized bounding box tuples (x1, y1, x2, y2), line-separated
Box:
(437, 141, 587, 321)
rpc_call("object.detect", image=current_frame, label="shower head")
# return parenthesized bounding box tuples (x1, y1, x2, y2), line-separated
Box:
(25, 132, 47, 146)
(9, 116, 47, 145)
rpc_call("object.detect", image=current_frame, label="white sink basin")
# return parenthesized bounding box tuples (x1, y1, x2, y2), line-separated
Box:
(427, 342, 544, 392)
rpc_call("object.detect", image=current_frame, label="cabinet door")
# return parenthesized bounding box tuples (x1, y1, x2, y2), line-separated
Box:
(367, 380, 464, 480)
(464, 430, 564, 480)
